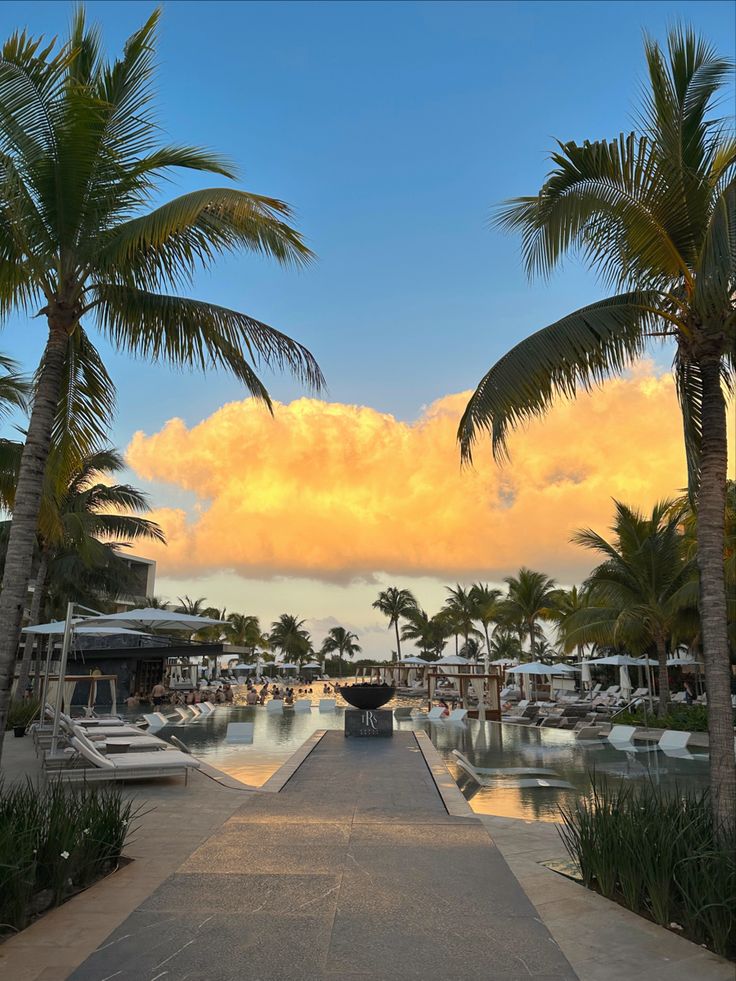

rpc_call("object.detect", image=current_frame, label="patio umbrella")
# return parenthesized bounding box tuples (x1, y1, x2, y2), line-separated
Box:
(84, 607, 228, 633)
(435, 654, 470, 665)
(489, 657, 519, 667)
(399, 656, 429, 665)
(507, 661, 578, 699)
(666, 656, 702, 666)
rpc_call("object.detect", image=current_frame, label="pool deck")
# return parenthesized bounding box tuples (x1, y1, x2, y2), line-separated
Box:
(1, 725, 732, 981)
(66, 730, 577, 981)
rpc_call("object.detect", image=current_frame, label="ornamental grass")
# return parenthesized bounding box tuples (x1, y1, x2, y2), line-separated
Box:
(558, 777, 736, 959)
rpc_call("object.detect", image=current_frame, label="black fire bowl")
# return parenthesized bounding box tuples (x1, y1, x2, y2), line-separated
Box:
(339, 684, 396, 710)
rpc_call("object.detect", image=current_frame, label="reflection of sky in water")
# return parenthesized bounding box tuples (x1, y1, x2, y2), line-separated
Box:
(138, 701, 709, 823)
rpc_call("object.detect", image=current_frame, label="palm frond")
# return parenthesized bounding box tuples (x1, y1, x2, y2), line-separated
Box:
(458, 292, 656, 462)
(93, 285, 324, 401)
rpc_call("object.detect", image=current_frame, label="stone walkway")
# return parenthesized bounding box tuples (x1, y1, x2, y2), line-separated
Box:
(68, 732, 577, 980)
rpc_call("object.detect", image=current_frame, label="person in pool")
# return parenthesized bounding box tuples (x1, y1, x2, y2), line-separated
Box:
(437, 699, 450, 718)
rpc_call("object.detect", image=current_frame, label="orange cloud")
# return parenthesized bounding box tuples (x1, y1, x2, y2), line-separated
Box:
(126, 367, 725, 584)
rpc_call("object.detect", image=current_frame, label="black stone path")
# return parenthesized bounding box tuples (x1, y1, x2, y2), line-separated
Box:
(69, 732, 577, 980)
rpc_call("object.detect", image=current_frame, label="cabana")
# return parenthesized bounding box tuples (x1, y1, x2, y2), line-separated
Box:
(427, 669, 501, 721)
(506, 661, 579, 700)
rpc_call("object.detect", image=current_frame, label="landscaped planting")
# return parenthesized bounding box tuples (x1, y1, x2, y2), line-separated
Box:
(0, 780, 138, 936)
(559, 778, 736, 959)
(613, 704, 715, 733)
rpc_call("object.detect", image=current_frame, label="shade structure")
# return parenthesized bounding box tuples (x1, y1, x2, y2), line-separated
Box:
(588, 654, 657, 667)
(507, 661, 578, 675)
(83, 608, 228, 633)
(489, 657, 519, 667)
(276, 662, 299, 670)
(666, 656, 702, 667)
(435, 654, 470, 665)
(23, 620, 148, 636)
(619, 664, 632, 695)
(399, 656, 430, 665)
(580, 659, 592, 688)
(303, 661, 323, 669)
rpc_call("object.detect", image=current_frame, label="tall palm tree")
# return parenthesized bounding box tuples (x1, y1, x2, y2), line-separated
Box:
(320, 626, 361, 677)
(225, 613, 265, 655)
(0, 10, 324, 752)
(372, 587, 418, 662)
(0, 445, 164, 696)
(142, 595, 170, 609)
(443, 584, 481, 655)
(470, 583, 504, 664)
(548, 585, 590, 663)
(269, 614, 311, 664)
(488, 628, 523, 663)
(502, 568, 559, 660)
(400, 608, 446, 661)
(564, 500, 696, 717)
(458, 28, 735, 829)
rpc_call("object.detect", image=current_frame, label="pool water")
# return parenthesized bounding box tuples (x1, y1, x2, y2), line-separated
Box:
(140, 702, 710, 823)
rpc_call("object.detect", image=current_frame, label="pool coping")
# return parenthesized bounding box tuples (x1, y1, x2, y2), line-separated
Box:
(258, 727, 328, 793)
(413, 729, 475, 818)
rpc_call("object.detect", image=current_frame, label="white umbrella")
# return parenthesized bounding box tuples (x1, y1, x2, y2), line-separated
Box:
(580, 658, 592, 689)
(277, 662, 299, 670)
(303, 661, 323, 669)
(84, 608, 228, 632)
(588, 654, 657, 666)
(489, 657, 519, 667)
(435, 654, 470, 665)
(399, 656, 429, 665)
(666, 656, 702, 666)
(23, 620, 148, 635)
(507, 661, 579, 675)
(619, 664, 632, 696)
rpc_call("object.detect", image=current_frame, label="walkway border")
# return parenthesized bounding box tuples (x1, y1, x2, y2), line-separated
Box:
(414, 729, 474, 817)
(259, 728, 327, 793)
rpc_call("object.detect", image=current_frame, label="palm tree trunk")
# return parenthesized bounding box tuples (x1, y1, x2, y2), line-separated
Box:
(529, 618, 536, 658)
(696, 356, 735, 835)
(15, 551, 50, 701)
(0, 327, 68, 758)
(654, 635, 670, 718)
(393, 620, 401, 662)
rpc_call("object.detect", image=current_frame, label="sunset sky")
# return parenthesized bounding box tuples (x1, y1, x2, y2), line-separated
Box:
(3, 1, 735, 660)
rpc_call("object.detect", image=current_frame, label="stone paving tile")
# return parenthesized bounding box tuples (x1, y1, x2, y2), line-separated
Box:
(141, 871, 341, 916)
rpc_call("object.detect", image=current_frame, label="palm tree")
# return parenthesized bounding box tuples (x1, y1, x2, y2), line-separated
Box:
(458, 28, 735, 830)
(564, 500, 696, 717)
(176, 596, 208, 616)
(548, 585, 590, 663)
(443, 585, 481, 655)
(372, 587, 418, 662)
(142, 595, 170, 609)
(0, 10, 324, 752)
(400, 609, 450, 661)
(269, 614, 311, 664)
(470, 583, 504, 664)
(320, 626, 361, 677)
(502, 568, 559, 659)
(225, 613, 265, 655)
(488, 628, 523, 663)
(0, 446, 164, 697)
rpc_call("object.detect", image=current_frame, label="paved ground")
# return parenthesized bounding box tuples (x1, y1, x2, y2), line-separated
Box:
(66, 732, 577, 981)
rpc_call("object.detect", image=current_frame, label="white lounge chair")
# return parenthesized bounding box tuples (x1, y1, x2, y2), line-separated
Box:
(426, 706, 446, 721)
(318, 699, 336, 712)
(172, 706, 194, 723)
(60, 736, 199, 784)
(443, 708, 468, 723)
(225, 722, 254, 743)
(658, 730, 699, 758)
(266, 699, 284, 714)
(66, 722, 170, 754)
(294, 700, 312, 713)
(142, 712, 173, 730)
(607, 724, 637, 745)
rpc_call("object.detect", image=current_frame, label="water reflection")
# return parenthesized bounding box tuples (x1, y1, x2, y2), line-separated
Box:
(135, 705, 709, 822)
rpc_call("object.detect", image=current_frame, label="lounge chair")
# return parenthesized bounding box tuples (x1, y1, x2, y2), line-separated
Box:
(607, 724, 638, 746)
(426, 706, 446, 721)
(142, 712, 174, 730)
(266, 699, 284, 714)
(443, 708, 468, 723)
(318, 699, 336, 712)
(393, 706, 413, 720)
(293, 700, 312, 713)
(66, 722, 170, 754)
(226, 722, 254, 743)
(59, 736, 199, 784)
(657, 730, 701, 759)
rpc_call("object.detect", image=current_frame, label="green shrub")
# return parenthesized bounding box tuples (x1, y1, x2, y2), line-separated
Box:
(0, 780, 138, 934)
(559, 777, 736, 959)
(614, 704, 711, 732)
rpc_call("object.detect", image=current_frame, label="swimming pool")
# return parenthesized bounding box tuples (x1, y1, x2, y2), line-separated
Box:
(142, 703, 710, 822)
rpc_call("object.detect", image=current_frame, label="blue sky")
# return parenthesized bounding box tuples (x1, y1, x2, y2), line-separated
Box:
(3, 0, 734, 440)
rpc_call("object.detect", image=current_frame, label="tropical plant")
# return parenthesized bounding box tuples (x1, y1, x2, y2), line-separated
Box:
(269, 614, 312, 664)
(501, 568, 559, 659)
(372, 587, 418, 662)
(0, 445, 164, 697)
(0, 8, 323, 755)
(225, 613, 266, 655)
(469, 583, 504, 663)
(443, 584, 482, 656)
(176, 596, 208, 616)
(141, 595, 170, 609)
(320, 626, 361, 677)
(487, 628, 523, 662)
(458, 27, 735, 829)
(400, 608, 450, 661)
(565, 500, 697, 717)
